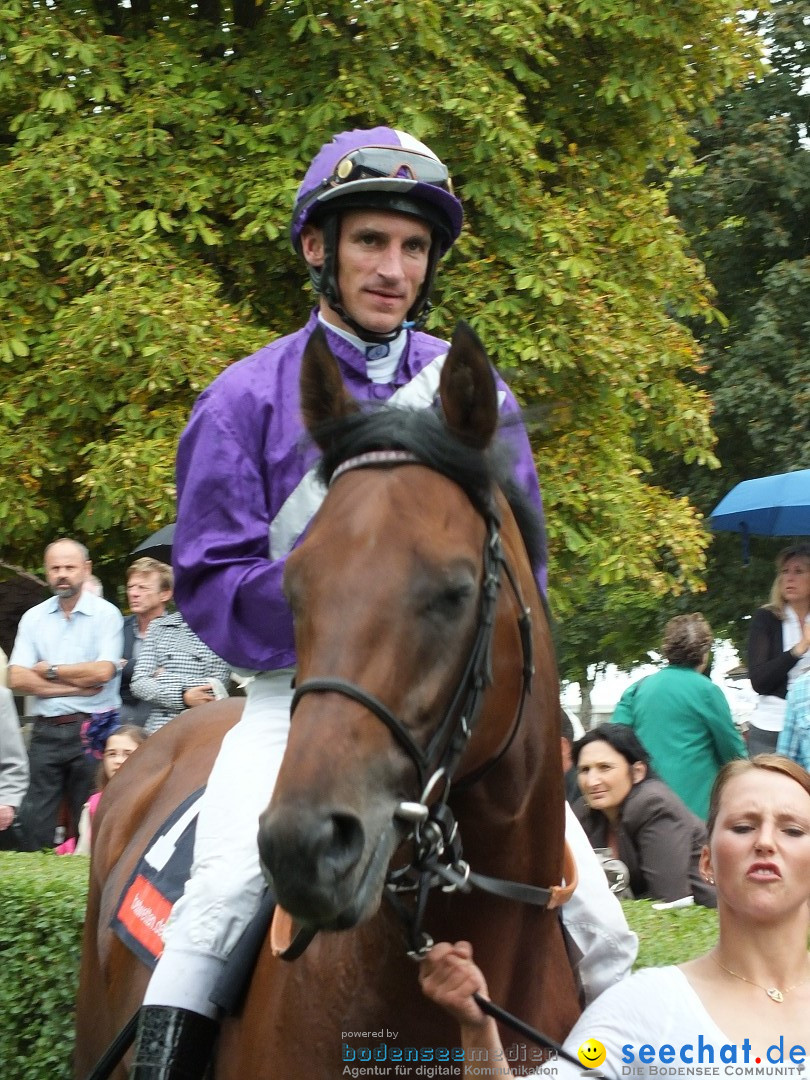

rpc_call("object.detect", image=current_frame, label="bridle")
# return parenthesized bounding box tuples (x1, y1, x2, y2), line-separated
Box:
(288, 450, 575, 959)
(291, 452, 518, 798)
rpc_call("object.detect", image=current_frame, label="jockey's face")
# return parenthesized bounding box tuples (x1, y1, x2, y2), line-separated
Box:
(302, 209, 431, 336)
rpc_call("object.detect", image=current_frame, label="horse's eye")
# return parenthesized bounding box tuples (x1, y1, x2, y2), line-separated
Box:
(424, 582, 474, 620)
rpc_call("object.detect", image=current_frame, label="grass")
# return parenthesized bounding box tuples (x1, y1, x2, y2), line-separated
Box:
(624, 900, 719, 968)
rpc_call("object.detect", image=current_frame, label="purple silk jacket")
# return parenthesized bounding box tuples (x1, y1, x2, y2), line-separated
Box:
(173, 311, 545, 671)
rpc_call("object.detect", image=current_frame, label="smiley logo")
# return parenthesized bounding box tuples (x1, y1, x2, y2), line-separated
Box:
(577, 1039, 606, 1069)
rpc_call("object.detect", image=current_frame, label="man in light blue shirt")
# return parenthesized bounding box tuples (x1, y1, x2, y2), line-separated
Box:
(9, 537, 123, 850)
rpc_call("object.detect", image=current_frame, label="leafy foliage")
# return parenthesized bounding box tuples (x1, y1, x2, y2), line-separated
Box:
(1, 0, 757, 614)
(665, 0, 810, 648)
(553, 585, 666, 724)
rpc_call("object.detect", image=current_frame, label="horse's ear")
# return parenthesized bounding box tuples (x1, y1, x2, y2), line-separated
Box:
(300, 325, 360, 442)
(439, 321, 499, 450)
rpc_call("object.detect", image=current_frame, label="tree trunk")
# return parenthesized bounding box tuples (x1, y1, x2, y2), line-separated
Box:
(233, 0, 258, 30)
(579, 679, 594, 730)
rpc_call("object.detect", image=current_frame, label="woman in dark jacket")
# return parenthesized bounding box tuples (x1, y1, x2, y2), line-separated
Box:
(747, 543, 810, 755)
(573, 724, 715, 907)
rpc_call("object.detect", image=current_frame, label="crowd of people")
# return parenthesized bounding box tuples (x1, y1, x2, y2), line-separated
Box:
(416, 556, 809, 1077)
(0, 539, 232, 854)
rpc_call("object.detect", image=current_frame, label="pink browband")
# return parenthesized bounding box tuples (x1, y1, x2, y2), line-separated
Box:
(329, 450, 421, 486)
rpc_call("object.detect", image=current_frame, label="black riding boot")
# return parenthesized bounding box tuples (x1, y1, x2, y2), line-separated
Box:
(129, 1005, 219, 1079)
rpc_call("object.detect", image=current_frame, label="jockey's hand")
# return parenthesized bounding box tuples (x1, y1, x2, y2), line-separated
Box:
(419, 941, 491, 1028)
(0, 805, 15, 831)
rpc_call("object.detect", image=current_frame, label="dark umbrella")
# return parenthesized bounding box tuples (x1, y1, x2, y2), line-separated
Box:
(709, 469, 810, 537)
(130, 523, 176, 565)
(0, 564, 49, 658)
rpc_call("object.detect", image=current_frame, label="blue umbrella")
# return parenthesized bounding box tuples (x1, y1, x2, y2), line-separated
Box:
(709, 469, 810, 537)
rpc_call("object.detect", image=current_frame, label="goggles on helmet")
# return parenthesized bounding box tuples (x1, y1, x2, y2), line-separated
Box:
(329, 146, 455, 193)
(293, 146, 457, 238)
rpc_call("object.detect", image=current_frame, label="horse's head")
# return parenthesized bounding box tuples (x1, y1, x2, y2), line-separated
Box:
(258, 323, 543, 934)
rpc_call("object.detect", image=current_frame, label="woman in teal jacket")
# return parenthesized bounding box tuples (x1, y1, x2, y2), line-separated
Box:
(611, 613, 747, 820)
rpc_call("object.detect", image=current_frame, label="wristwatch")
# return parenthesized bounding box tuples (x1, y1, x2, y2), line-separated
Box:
(46, 664, 59, 681)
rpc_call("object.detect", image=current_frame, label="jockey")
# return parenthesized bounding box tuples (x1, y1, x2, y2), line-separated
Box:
(130, 128, 637, 1079)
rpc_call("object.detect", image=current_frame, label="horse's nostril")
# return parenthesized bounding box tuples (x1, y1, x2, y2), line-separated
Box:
(317, 812, 364, 877)
(259, 806, 365, 888)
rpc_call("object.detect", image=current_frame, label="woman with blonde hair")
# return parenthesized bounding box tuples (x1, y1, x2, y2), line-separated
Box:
(747, 544, 810, 755)
(421, 755, 810, 1078)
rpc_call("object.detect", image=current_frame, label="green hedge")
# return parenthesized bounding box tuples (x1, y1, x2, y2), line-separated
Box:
(0, 853, 89, 1080)
(0, 852, 719, 1080)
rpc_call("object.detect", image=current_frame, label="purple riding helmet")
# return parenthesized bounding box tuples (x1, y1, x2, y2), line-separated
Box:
(290, 127, 464, 342)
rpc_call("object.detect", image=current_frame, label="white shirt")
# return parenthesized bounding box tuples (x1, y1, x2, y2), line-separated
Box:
(784, 608, 810, 689)
(9, 592, 123, 715)
(317, 313, 406, 383)
(562, 803, 638, 1004)
(528, 967, 808, 1080)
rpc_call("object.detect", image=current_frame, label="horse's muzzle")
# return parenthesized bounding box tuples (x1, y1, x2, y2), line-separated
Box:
(257, 803, 395, 929)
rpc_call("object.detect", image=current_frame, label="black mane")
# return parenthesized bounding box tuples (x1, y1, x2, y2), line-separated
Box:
(312, 406, 546, 575)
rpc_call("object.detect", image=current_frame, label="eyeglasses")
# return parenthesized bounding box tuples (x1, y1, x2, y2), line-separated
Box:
(330, 146, 454, 193)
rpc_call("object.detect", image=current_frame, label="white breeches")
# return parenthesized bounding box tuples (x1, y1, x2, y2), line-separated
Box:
(143, 671, 293, 1016)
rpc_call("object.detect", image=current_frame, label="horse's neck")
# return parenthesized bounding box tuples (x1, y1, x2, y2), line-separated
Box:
(473, 530, 565, 878)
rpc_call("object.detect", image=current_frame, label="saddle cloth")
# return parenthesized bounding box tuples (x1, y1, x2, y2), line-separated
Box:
(111, 788, 205, 970)
(110, 786, 275, 1014)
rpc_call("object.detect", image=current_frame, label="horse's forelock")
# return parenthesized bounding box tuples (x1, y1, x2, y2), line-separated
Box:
(312, 405, 545, 574)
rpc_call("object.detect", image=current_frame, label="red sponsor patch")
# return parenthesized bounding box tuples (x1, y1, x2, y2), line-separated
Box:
(116, 874, 173, 960)
(111, 787, 202, 970)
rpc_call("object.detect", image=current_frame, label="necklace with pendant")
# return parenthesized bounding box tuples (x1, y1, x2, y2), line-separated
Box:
(711, 955, 810, 1002)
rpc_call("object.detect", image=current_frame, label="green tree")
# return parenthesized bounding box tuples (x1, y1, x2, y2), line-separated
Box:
(1, 0, 757, 608)
(553, 584, 667, 726)
(666, 0, 810, 648)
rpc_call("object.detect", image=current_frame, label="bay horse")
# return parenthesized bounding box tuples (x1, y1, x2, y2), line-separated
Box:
(74, 322, 581, 1079)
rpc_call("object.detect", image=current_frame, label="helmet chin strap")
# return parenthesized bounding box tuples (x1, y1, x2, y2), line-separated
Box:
(311, 215, 439, 344)
(325, 295, 410, 345)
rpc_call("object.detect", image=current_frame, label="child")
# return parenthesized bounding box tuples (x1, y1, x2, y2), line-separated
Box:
(56, 725, 146, 855)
